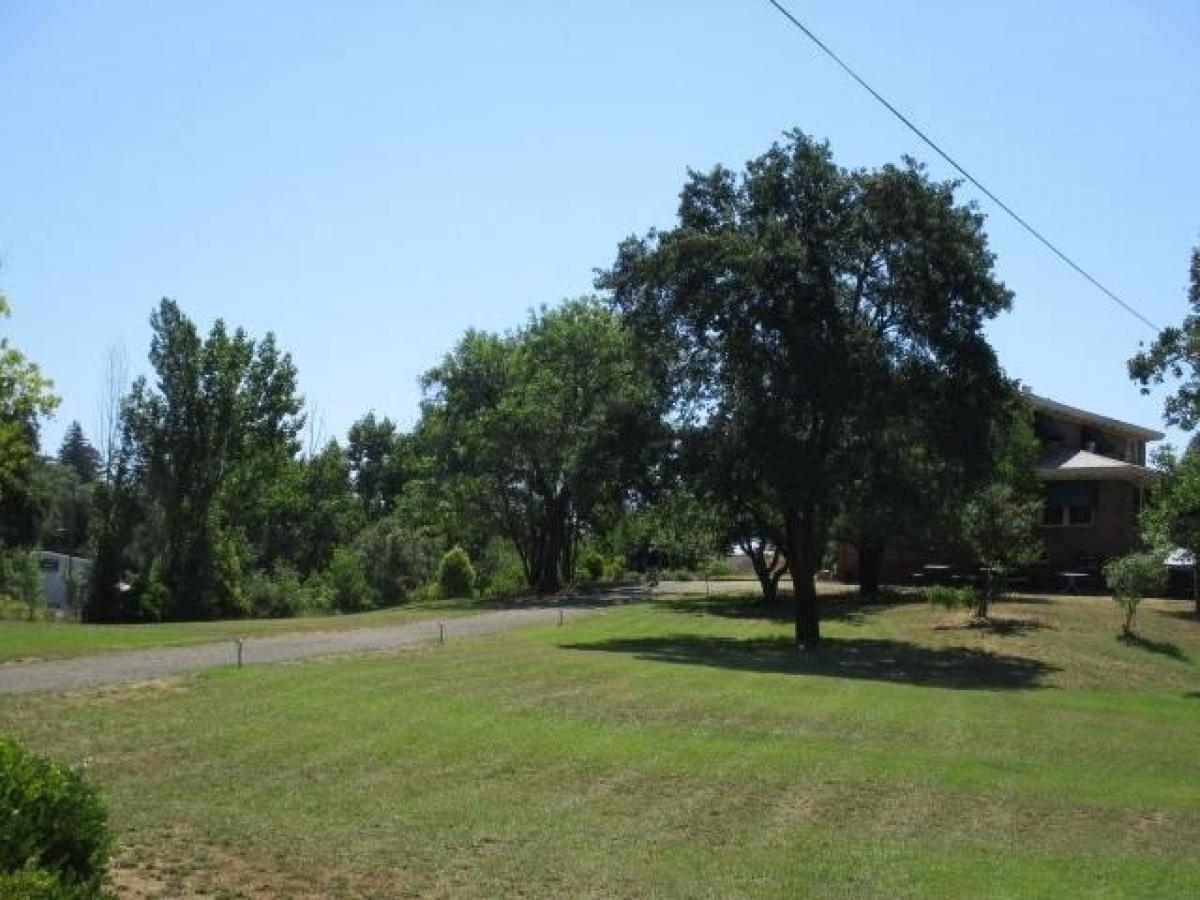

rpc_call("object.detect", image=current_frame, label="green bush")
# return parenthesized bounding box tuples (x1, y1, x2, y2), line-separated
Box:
(243, 566, 334, 618)
(354, 519, 440, 607)
(603, 554, 626, 582)
(578, 548, 605, 582)
(1104, 553, 1167, 636)
(1, 551, 44, 621)
(437, 546, 476, 599)
(0, 737, 111, 898)
(925, 584, 978, 610)
(327, 548, 376, 613)
(125, 560, 169, 623)
(703, 557, 735, 578)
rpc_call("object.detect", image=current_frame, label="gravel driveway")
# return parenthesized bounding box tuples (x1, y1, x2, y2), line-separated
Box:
(0, 604, 603, 697)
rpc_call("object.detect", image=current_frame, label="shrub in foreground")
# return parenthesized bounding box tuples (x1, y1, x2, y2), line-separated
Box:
(0, 737, 111, 898)
(438, 546, 476, 599)
(1104, 553, 1167, 636)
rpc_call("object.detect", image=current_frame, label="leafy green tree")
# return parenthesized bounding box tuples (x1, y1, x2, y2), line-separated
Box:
(957, 404, 1042, 618)
(123, 300, 304, 619)
(422, 299, 665, 593)
(603, 131, 1012, 643)
(56, 422, 100, 484)
(347, 414, 413, 519)
(296, 440, 363, 575)
(0, 295, 59, 547)
(1140, 444, 1200, 617)
(1129, 245, 1200, 427)
(680, 424, 789, 602)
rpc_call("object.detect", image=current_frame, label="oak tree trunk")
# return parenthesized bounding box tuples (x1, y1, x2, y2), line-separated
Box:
(857, 540, 884, 599)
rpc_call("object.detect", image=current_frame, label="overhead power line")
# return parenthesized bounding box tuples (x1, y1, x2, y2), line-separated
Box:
(762, 0, 1160, 333)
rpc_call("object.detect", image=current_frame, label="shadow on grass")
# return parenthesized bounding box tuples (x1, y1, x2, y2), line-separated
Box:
(660, 591, 911, 626)
(1154, 608, 1200, 624)
(932, 617, 1050, 637)
(562, 634, 1057, 690)
(1119, 632, 1189, 662)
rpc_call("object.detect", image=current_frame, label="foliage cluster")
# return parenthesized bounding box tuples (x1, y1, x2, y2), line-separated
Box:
(0, 737, 111, 899)
(437, 546, 476, 600)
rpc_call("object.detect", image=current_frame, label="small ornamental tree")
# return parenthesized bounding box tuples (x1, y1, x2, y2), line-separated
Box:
(0, 737, 112, 898)
(1104, 553, 1167, 637)
(960, 482, 1041, 619)
(437, 546, 476, 599)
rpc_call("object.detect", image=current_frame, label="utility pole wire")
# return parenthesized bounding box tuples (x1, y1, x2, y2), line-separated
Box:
(763, 0, 1160, 333)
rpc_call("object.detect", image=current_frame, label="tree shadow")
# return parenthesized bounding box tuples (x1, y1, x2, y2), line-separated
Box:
(1154, 608, 1200, 624)
(1119, 632, 1189, 662)
(660, 591, 910, 626)
(561, 634, 1057, 690)
(932, 617, 1050, 637)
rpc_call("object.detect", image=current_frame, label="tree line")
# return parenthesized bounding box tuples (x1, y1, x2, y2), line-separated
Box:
(2, 129, 1198, 642)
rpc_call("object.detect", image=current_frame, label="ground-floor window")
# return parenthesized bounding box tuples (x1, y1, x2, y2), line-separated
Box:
(1043, 504, 1094, 527)
(1042, 481, 1098, 528)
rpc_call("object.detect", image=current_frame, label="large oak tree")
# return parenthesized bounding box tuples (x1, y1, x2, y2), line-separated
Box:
(602, 131, 1012, 644)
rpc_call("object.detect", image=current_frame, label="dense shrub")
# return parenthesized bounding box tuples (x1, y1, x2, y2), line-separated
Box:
(438, 546, 476, 599)
(578, 548, 605, 582)
(353, 518, 440, 606)
(703, 557, 735, 578)
(603, 554, 626, 582)
(474, 538, 526, 599)
(123, 561, 169, 623)
(243, 567, 322, 618)
(1104, 553, 1167, 636)
(0, 737, 111, 898)
(328, 547, 376, 613)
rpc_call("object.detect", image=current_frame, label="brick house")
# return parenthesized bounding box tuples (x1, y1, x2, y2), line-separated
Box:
(835, 391, 1163, 585)
(1029, 392, 1161, 573)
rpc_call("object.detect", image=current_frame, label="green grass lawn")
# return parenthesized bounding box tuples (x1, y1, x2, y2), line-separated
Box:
(2, 590, 1199, 898)
(0, 598, 487, 663)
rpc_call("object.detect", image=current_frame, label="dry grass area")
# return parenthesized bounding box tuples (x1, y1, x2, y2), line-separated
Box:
(1, 589, 1198, 898)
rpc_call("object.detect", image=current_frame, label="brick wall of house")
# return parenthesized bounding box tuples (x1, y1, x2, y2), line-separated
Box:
(835, 480, 1141, 585)
(1038, 480, 1139, 571)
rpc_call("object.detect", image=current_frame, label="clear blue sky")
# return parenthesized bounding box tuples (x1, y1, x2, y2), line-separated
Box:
(2, 1, 1198, 452)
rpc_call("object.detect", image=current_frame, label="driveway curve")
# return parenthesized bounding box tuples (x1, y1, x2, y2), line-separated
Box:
(0, 604, 603, 696)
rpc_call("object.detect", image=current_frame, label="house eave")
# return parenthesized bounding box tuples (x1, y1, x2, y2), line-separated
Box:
(1025, 392, 1164, 442)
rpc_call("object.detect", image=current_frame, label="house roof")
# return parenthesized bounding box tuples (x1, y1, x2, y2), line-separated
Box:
(1026, 392, 1164, 441)
(1037, 447, 1159, 485)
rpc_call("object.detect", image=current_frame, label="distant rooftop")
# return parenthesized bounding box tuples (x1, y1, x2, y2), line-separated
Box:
(1024, 391, 1164, 442)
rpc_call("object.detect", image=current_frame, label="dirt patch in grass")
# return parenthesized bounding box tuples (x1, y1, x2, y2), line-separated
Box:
(110, 827, 410, 899)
